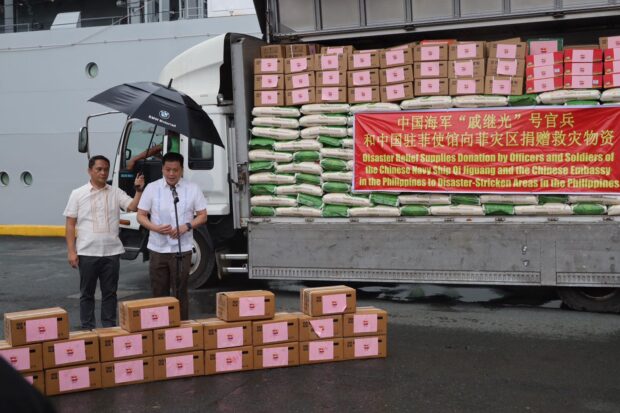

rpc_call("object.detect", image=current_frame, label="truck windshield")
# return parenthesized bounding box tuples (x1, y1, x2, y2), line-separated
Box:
(123, 120, 165, 171)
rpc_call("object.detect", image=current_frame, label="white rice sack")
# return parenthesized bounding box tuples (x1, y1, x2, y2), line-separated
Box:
(275, 184, 323, 197)
(347, 160, 354, 171)
(248, 149, 293, 162)
(249, 172, 296, 185)
(341, 139, 354, 149)
(399, 194, 451, 205)
(348, 206, 401, 217)
(430, 205, 485, 215)
(273, 140, 322, 152)
(607, 205, 620, 215)
(300, 103, 350, 115)
(275, 162, 323, 175)
(251, 195, 297, 207)
(347, 116, 354, 126)
(480, 195, 538, 205)
(400, 96, 453, 110)
(301, 126, 348, 139)
(320, 148, 354, 160)
(347, 127, 353, 137)
(600, 88, 620, 103)
(349, 103, 401, 114)
(567, 195, 620, 205)
(453, 95, 508, 108)
(322, 171, 353, 182)
(323, 193, 372, 207)
(299, 114, 348, 127)
(275, 206, 322, 217)
(538, 89, 601, 105)
(251, 127, 300, 141)
(514, 204, 573, 215)
(252, 117, 300, 129)
(252, 106, 300, 118)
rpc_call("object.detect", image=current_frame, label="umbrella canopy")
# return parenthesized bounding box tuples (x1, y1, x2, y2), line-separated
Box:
(89, 81, 224, 147)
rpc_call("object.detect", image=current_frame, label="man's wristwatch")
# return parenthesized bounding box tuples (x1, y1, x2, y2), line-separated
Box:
(185, 222, 192, 231)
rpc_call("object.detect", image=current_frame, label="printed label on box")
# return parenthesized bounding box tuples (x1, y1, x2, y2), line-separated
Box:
(215, 350, 242, 372)
(354, 87, 372, 102)
(239, 296, 265, 317)
(534, 78, 554, 92)
(309, 341, 334, 361)
(114, 359, 144, 384)
(290, 58, 308, 72)
(54, 340, 86, 365)
(571, 76, 594, 88)
(454, 61, 473, 77)
(58, 366, 90, 392)
(326, 47, 344, 55)
(322, 293, 347, 314)
(497, 44, 517, 59)
(386, 50, 405, 65)
(497, 59, 518, 76)
(216, 326, 244, 348)
(353, 53, 371, 68)
(421, 79, 440, 93)
(608, 36, 620, 49)
(421, 46, 439, 61)
(492, 79, 512, 94)
(164, 327, 194, 351)
(353, 314, 378, 334)
(387, 67, 405, 82)
(572, 63, 593, 75)
(25, 317, 58, 342)
(293, 74, 309, 88)
(530, 41, 558, 55)
(572, 50, 593, 63)
(421, 62, 439, 77)
(113, 334, 143, 358)
(533, 53, 554, 67)
(263, 347, 289, 367)
(386, 84, 405, 99)
(262, 321, 289, 343)
(456, 79, 475, 94)
(354, 337, 379, 357)
(322, 71, 340, 85)
(613, 74, 620, 85)
(321, 55, 339, 70)
(166, 354, 194, 377)
(353, 71, 371, 86)
(534, 66, 553, 78)
(309, 319, 335, 338)
(457, 43, 476, 59)
(140, 306, 170, 329)
(260, 59, 278, 72)
(261, 91, 278, 105)
(0, 348, 30, 371)
(261, 75, 278, 88)
(292, 89, 310, 104)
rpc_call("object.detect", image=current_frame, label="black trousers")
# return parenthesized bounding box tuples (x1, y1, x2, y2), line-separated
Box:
(148, 250, 192, 320)
(78, 255, 120, 329)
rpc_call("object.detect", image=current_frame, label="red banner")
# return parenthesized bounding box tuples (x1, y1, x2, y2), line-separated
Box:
(354, 107, 620, 193)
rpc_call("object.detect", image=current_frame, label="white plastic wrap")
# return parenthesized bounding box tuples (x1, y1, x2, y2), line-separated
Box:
(400, 96, 453, 110)
(348, 206, 401, 217)
(275, 162, 323, 175)
(301, 126, 348, 139)
(252, 117, 300, 129)
(398, 194, 451, 205)
(514, 204, 573, 215)
(275, 207, 323, 217)
(453, 95, 508, 108)
(323, 193, 372, 207)
(479, 195, 538, 205)
(275, 184, 323, 197)
(600, 88, 620, 103)
(251, 127, 300, 140)
(248, 172, 296, 185)
(248, 149, 293, 162)
(538, 89, 601, 104)
(349, 103, 401, 114)
(252, 106, 300, 117)
(567, 195, 620, 205)
(250, 195, 297, 207)
(273, 140, 322, 152)
(321, 171, 353, 182)
(300, 103, 351, 115)
(320, 148, 354, 160)
(299, 114, 348, 127)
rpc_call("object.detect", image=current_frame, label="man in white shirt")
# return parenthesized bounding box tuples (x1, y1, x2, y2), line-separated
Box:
(137, 152, 207, 320)
(64, 155, 145, 329)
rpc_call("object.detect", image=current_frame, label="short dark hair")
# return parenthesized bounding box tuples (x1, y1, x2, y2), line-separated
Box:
(162, 152, 184, 166)
(89, 155, 110, 169)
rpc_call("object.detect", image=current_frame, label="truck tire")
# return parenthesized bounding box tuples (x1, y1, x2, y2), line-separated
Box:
(188, 229, 216, 289)
(557, 287, 620, 313)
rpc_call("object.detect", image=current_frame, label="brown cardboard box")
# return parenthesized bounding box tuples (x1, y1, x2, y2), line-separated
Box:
(386, 42, 416, 51)
(299, 338, 344, 365)
(448, 41, 485, 60)
(301, 285, 356, 316)
(261, 44, 286, 58)
(321, 45, 355, 55)
(484, 76, 524, 95)
(254, 74, 284, 90)
(413, 44, 448, 62)
(254, 90, 285, 107)
(381, 48, 414, 67)
(96, 327, 153, 362)
(285, 56, 318, 74)
(205, 346, 253, 375)
(563, 75, 603, 89)
(316, 70, 347, 87)
(525, 76, 563, 93)
(347, 86, 380, 103)
(599, 36, 620, 50)
(316, 87, 348, 103)
(153, 321, 203, 355)
(254, 58, 284, 74)
(414, 78, 449, 96)
(119, 297, 180, 332)
(4, 307, 69, 346)
(0, 341, 42, 373)
(343, 335, 387, 360)
(564, 62, 603, 76)
(528, 38, 563, 55)
(380, 65, 414, 85)
(42, 331, 99, 369)
(45, 363, 101, 396)
(486, 58, 524, 77)
(449, 78, 484, 95)
(153, 351, 204, 380)
(604, 73, 620, 88)
(285, 88, 316, 106)
(22, 371, 45, 394)
(419, 39, 457, 45)
(347, 69, 380, 87)
(380, 82, 414, 102)
(564, 48, 602, 63)
(216, 290, 276, 322)
(285, 72, 316, 89)
(448, 59, 486, 78)
(525, 52, 564, 67)
(284, 43, 320, 58)
(101, 357, 154, 388)
(525, 64, 563, 80)
(343, 307, 388, 337)
(604, 60, 620, 75)
(296, 313, 342, 341)
(316, 54, 348, 72)
(414, 61, 448, 78)
(199, 318, 253, 350)
(604, 48, 620, 62)
(252, 312, 299, 346)
(487, 41, 527, 59)
(254, 342, 299, 369)
(347, 51, 380, 70)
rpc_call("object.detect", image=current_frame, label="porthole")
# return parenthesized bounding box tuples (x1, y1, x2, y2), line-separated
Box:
(21, 171, 33, 186)
(85, 62, 99, 78)
(0, 172, 9, 186)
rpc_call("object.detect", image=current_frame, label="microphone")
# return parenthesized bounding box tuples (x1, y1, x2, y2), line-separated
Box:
(171, 185, 179, 204)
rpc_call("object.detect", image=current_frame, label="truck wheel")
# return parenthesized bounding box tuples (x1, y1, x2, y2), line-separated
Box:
(188, 230, 216, 289)
(557, 287, 620, 313)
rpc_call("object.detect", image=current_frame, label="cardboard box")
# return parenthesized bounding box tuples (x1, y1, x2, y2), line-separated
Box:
(261, 44, 285, 58)
(563, 75, 603, 89)
(254, 58, 284, 74)
(119, 297, 181, 332)
(564, 48, 602, 63)
(285, 72, 316, 89)
(343, 335, 387, 360)
(254, 90, 285, 107)
(205, 346, 253, 375)
(604, 60, 620, 75)
(413, 44, 448, 62)
(419, 39, 457, 45)
(380, 65, 414, 85)
(526, 64, 563, 80)
(0, 341, 42, 373)
(285, 88, 316, 106)
(299, 339, 344, 365)
(448, 41, 485, 60)
(487, 41, 527, 59)
(604, 73, 620, 88)
(285, 43, 320, 58)
(254, 342, 299, 369)
(45, 363, 101, 396)
(604, 48, 620, 62)
(343, 307, 388, 337)
(347, 51, 380, 70)
(316, 54, 348, 72)
(199, 318, 253, 350)
(484, 76, 524, 96)
(22, 371, 45, 394)
(42, 331, 99, 369)
(4, 307, 69, 346)
(285, 56, 317, 74)
(381, 48, 414, 67)
(525, 76, 563, 93)
(153, 321, 203, 355)
(386, 42, 416, 50)
(347, 69, 380, 87)
(564, 62, 603, 76)
(599, 36, 620, 50)
(526, 52, 564, 67)
(101, 357, 153, 388)
(254, 74, 284, 90)
(153, 351, 204, 380)
(414, 78, 449, 96)
(414, 61, 448, 78)
(486, 58, 525, 77)
(347, 86, 380, 103)
(296, 313, 343, 341)
(528, 38, 563, 55)
(316, 70, 347, 87)
(321, 45, 354, 55)
(448, 59, 486, 78)
(96, 327, 153, 362)
(380, 82, 414, 102)
(216, 290, 276, 322)
(301, 285, 356, 316)
(449, 78, 484, 95)
(252, 312, 299, 345)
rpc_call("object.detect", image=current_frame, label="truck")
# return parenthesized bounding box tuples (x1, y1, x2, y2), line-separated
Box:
(79, 0, 620, 312)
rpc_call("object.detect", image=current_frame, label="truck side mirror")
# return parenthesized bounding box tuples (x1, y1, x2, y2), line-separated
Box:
(78, 127, 89, 153)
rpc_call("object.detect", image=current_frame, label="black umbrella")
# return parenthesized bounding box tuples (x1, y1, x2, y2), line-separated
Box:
(89, 81, 224, 147)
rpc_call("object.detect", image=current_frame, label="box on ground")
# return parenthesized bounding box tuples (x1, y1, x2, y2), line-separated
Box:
(285, 72, 316, 89)
(0, 341, 42, 373)
(347, 69, 380, 87)
(101, 357, 153, 388)
(119, 297, 181, 332)
(4, 307, 69, 346)
(415, 61, 448, 78)
(42, 331, 99, 369)
(380, 65, 414, 84)
(296, 313, 343, 341)
(200, 318, 253, 350)
(484, 76, 524, 95)
(487, 41, 527, 59)
(299, 338, 344, 365)
(254, 90, 285, 107)
(343, 307, 388, 337)
(448, 41, 485, 60)
(217, 290, 275, 321)
(153, 321, 203, 355)
(525, 76, 563, 93)
(486, 58, 524, 77)
(254, 74, 284, 90)
(23, 371, 45, 394)
(343, 335, 387, 360)
(252, 312, 299, 345)
(285, 88, 316, 105)
(301, 285, 356, 316)
(380, 82, 414, 102)
(449, 78, 484, 95)
(414, 78, 449, 96)
(95, 327, 153, 362)
(254, 342, 299, 369)
(316, 70, 347, 87)
(317, 87, 348, 103)
(413, 44, 448, 62)
(205, 346, 253, 375)
(154, 351, 204, 380)
(45, 363, 101, 396)
(254, 58, 284, 74)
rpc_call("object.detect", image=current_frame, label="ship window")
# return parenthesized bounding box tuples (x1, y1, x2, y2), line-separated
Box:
(85, 62, 99, 78)
(0, 172, 8, 186)
(188, 139, 214, 170)
(123, 120, 165, 171)
(20, 171, 33, 186)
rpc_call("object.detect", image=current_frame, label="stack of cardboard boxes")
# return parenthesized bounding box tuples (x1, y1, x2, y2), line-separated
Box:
(315, 46, 351, 104)
(378, 45, 414, 102)
(602, 36, 620, 89)
(348, 48, 382, 104)
(525, 38, 564, 93)
(564, 46, 604, 90)
(486, 39, 526, 96)
(448, 41, 486, 96)
(413, 41, 449, 97)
